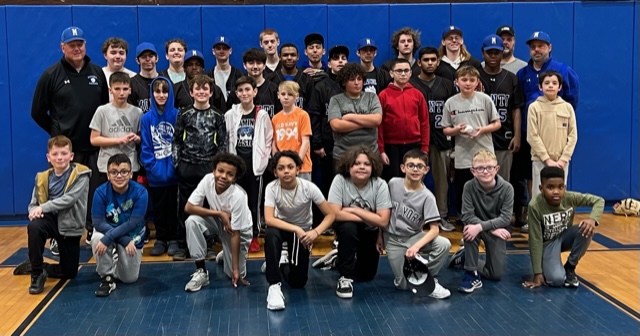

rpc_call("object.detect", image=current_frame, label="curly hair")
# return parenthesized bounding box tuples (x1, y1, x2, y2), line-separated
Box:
(391, 27, 421, 55)
(335, 145, 383, 178)
(211, 153, 246, 181)
(270, 150, 303, 173)
(337, 63, 366, 87)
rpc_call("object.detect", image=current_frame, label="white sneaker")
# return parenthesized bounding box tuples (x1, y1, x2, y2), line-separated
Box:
(428, 279, 451, 299)
(261, 261, 267, 273)
(215, 251, 224, 264)
(312, 249, 337, 268)
(336, 276, 354, 299)
(267, 283, 285, 310)
(185, 269, 209, 292)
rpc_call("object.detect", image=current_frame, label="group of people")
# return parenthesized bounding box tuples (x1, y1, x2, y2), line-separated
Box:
(15, 23, 604, 312)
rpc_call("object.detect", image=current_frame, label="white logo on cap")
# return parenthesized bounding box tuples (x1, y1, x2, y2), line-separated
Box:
(366, 39, 371, 45)
(502, 27, 509, 31)
(491, 37, 497, 44)
(192, 50, 197, 56)
(220, 36, 225, 42)
(534, 32, 539, 38)
(450, 26, 455, 30)
(71, 28, 78, 36)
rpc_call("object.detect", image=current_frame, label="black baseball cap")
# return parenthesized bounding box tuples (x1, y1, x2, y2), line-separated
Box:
(403, 255, 435, 296)
(328, 45, 349, 59)
(496, 25, 515, 36)
(304, 33, 324, 47)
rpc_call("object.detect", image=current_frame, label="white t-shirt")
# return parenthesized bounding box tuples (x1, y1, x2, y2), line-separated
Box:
(264, 178, 325, 230)
(187, 173, 252, 231)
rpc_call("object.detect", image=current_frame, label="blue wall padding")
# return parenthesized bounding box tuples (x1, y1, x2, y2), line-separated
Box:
(72, 6, 139, 73)
(327, 5, 389, 65)
(138, 6, 203, 73)
(201, 6, 265, 72)
(7, 6, 72, 214)
(388, 4, 451, 56)
(0, 7, 14, 214)
(451, 2, 513, 59)
(265, 5, 328, 67)
(571, 1, 634, 198)
(1, 2, 638, 216)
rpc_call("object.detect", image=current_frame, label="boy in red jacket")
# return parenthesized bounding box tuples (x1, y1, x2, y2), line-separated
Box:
(377, 58, 430, 181)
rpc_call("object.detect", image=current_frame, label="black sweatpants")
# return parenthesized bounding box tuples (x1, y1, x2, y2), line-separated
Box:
(334, 221, 380, 282)
(454, 168, 474, 215)
(237, 167, 262, 238)
(312, 151, 335, 228)
(28, 213, 81, 278)
(381, 142, 421, 181)
(73, 150, 100, 232)
(264, 227, 310, 288)
(176, 161, 212, 247)
(511, 141, 532, 223)
(148, 185, 179, 243)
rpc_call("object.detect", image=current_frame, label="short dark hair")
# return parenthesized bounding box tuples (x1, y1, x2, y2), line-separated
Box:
(109, 72, 131, 86)
(235, 76, 256, 89)
(243, 48, 267, 64)
(540, 166, 565, 183)
(189, 74, 214, 93)
(335, 145, 383, 178)
(212, 153, 246, 180)
(538, 70, 564, 86)
(279, 43, 298, 55)
(107, 153, 131, 168)
(391, 58, 411, 70)
(152, 78, 170, 93)
(270, 150, 303, 173)
(403, 149, 429, 166)
(418, 46, 439, 60)
(165, 38, 187, 54)
(337, 63, 366, 87)
(101, 37, 128, 54)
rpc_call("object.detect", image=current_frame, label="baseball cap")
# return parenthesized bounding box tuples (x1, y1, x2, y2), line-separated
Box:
(402, 255, 435, 296)
(304, 33, 324, 47)
(482, 34, 504, 51)
(61, 26, 85, 44)
(185, 49, 205, 66)
(328, 45, 349, 59)
(496, 25, 515, 36)
(212, 36, 231, 48)
(526, 31, 551, 45)
(136, 42, 157, 58)
(442, 25, 464, 39)
(357, 38, 377, 51)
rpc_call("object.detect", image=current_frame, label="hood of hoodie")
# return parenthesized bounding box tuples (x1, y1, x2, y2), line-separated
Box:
(471, 174, 508, 197)
(149, 76, 176, 114)
(534, 95, 567, 105)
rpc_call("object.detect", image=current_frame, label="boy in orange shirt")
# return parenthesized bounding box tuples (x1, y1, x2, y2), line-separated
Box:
(272, 81, 313, 180)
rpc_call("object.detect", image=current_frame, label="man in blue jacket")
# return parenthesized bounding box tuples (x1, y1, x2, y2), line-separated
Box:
(513, 31, 579, 232)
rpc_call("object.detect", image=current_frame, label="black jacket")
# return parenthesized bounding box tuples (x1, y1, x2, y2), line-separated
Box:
(410, 76, 457, 151)
(435, 57, 482, 82)
(174, 78, 226, 113)
(205, 65, 245, 109)
(308, 72, 341, 151)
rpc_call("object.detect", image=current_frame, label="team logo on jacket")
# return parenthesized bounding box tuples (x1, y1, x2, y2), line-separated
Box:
(151, 121, 174, 160)
(88, 75, 99, 85)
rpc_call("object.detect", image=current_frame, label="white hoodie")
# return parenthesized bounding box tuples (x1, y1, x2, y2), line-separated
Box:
(225, 104, 273, 176)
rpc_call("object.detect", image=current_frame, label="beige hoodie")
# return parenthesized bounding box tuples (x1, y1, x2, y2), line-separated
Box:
(527, 95, 577, 162)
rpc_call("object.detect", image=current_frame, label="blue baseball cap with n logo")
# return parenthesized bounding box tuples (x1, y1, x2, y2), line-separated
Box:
(61, 26, 85, 43)
(526, 31, 551, 45)
(482, 34, 504, 51)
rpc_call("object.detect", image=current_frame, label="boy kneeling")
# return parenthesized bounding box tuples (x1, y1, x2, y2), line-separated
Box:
(91, 154, 147, 297)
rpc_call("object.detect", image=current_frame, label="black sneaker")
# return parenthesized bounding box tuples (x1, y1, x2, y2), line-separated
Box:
(29, 270, 47, 294)
(336, 276, 354, 299)
(149, 241, 167, 256)
(564, 267, 579, 288)
(50, 239, 60, 256)
(14, 259, 32, 275)
(85, 230, 93, 245)
(173, 248, 187, 261)
(95, 275, 116, 297)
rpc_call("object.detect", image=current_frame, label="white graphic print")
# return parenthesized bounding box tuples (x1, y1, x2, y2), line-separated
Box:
(151, 121, 174, 159)
(542, 208, 573, 241)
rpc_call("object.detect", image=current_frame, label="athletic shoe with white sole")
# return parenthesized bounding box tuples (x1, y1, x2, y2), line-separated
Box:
(428, 279, 451, 299)
(95, 275, 116, 297)
(448, 246, 465, 269)
(458, 270, 482, 293)
(215, 251, 224, 265)
(266, 283, 286, 310)
(312, 249, 337, 269)
(336, 276, 354, 299)
(185, 269, 209, 292)
(50, 239, 59, 256)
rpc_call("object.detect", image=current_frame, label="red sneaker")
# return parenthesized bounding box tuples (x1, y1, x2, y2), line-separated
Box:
(249, 237, 260, 252)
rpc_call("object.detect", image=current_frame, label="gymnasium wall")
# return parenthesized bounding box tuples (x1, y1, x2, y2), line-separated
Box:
(0, 1, 638, 216)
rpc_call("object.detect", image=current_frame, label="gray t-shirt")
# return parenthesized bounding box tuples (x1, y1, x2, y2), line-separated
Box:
(214, 68, 230, 100)
(387, 178, 440, 237)
(89, 103, 143, 173)
(328, 175, 392, 230)
(328, 92, 382, 159)
(264, 178, 325, 230)
(442, 92, 499, 169)
(48, 167, 72, 200)
(501, 58, 528, 75)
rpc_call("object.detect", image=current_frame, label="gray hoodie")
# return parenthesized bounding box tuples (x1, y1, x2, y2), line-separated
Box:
(461, 175, 514, 231)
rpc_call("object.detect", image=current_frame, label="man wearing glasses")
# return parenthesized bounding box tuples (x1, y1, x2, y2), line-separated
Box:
(377, 59, 430, 181)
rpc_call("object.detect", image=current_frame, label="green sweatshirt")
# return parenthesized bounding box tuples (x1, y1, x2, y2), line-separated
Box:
(528, 191, 604, 274)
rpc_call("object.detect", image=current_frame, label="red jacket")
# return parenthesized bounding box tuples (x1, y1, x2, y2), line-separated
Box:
(377, 83, 430, 153)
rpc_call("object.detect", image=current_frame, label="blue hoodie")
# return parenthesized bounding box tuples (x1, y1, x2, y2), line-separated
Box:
(140, 76, 179, 187)
(517, 57, 579, 132)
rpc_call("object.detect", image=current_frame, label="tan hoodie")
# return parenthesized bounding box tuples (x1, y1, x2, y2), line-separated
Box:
(527, 95, 577, 162)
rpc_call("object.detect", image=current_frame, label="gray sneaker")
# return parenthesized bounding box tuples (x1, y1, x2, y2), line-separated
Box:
(185, 269, 209, 292)
(520, 224, 529, 233)
(439, 218, 456, 232)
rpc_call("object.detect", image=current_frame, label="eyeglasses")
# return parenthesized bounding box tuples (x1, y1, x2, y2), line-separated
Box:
(445, 36, 461, 42)
(393, 69, 412, 74)
(471, 166, 497, 173)
(108, 170, 131, 177)
(405, 163, 426, 171)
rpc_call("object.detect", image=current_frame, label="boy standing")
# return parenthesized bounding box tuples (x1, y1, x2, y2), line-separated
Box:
(174, 50, 226, 112)
(172, 74, 227, 260)
(442, 66, 501, 217)
(184, 153, 253, 291)
(91, 154, 147, 297)
(382, 27, 421, 74)
(266, 43, 315, 110)
(356, 38, 391, 95)
(527, 70, 577, 199)
(302, 33, 327, 75)
(19, 136, 91, 294)
(206, 36, 244, 105)
(128, 42, 159, 113)
(101, 37, 136, 84)
(260, 29, 281, 75)
(158, 38, 186, 84)
(89, 72, 143, 183)
(458, 150, 513, 293)
(384, 149, 451, 299)
(523, 166, 603, 288)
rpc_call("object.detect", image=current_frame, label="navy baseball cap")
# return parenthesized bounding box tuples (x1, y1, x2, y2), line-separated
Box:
(357, 38, 377, 51)
(403, 255, 435, 296)
(61, 26, 85, 43)
(304, 33, 324, 47)
(496, 25, 515, 36)
(329, 45, 349, 59)
(136, 42, 157, 58)
(185, 49, 205, 66)
(526, 31, 551, 45)
(482, 34, 504, 51)
(213, 36, 231, 48)
(442, 25, 463, 39)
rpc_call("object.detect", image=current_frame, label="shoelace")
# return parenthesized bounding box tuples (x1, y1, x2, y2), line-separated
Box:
(339, 277, 353, 288)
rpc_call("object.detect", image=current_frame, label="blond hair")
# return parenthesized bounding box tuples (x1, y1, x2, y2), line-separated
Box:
(472, 149, 497, 163)
(455, 65, 480, 79)
(278, 80, 300, 96)
(438, 44, 472, 62)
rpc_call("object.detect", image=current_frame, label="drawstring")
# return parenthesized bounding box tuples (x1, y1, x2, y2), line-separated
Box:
(291, 232, 300, 266)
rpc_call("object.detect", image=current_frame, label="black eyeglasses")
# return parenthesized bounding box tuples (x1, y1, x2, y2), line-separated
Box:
(405, 163, 426, 171)
(471, 166, 497, 173)
(108, 170, 131, 177)
(393, 69, 411, 74)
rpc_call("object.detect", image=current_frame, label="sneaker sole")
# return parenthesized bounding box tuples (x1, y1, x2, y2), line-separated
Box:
(267, 303, 285, 311)
(95, 285, 116, 297)
(564, 282, 579, 288)
(457, 283, 482, 293)
(429, 292, 452, 299)
(185, 281, 210, 292)
(312, 249, 338, 268)
(439, 224, 455, 232)
(336, 291, 353, 299)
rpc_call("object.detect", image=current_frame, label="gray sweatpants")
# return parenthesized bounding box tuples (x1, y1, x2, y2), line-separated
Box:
(384, 231, 451, 290)
(185, 215, 252, 278)
(543, 225, 591, 287)
(91, 231, 142, 283)
(429, 145, 451, 218)
(495, 150, 513, 182)
(463, 230, 506, 281)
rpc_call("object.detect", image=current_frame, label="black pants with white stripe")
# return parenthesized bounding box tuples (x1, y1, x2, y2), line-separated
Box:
(264, 227, 310, 288)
